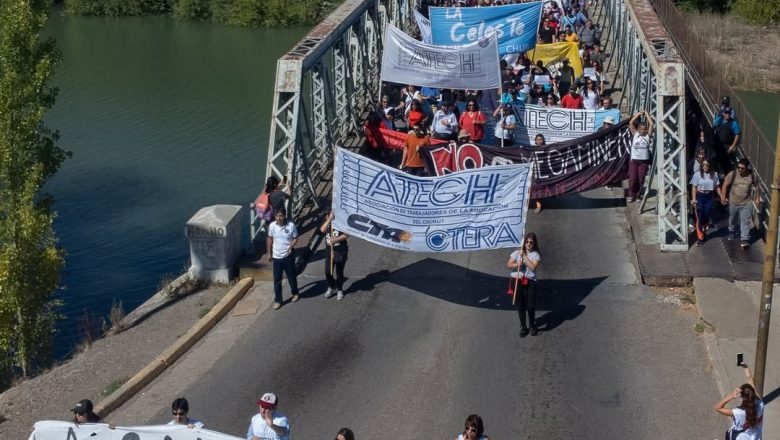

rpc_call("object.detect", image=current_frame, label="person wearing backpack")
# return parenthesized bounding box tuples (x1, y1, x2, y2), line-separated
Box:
(722, 158, 762, 249)
(254, 176, 292, 228)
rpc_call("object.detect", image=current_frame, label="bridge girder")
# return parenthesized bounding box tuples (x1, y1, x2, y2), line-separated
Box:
(256, 0, 689, 252)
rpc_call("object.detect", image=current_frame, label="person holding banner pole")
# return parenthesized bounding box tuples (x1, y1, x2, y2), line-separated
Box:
(627, 110, 654, 203)
(532, 134, 546, 213)
(320, 211, 349, 300)
(400, 122, 430, 176)
(507, 233, 541, 338)
(492, 105, 516, 148)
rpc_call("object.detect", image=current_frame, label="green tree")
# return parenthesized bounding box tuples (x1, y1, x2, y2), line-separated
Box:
(733, 0, 780, 25)
(0, 0, 69, 385)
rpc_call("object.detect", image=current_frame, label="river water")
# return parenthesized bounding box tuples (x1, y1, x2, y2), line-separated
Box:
(44, 11, 308, 357)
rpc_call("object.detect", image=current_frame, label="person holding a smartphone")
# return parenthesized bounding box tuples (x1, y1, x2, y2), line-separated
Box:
(506, 232, 541, 337)
(714, 359, 764, 439)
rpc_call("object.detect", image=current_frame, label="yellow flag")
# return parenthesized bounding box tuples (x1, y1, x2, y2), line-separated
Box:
(527, 42, 584, 78)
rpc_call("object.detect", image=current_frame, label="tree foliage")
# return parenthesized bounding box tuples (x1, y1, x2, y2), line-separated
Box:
(0, 0, 69, 385)
(65, 0, 334, 26)
(732, 0, 780, 25)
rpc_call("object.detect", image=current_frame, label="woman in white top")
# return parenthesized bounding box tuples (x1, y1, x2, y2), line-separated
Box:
(690, 159, 723, 246)
(714, 364, 764, 440)
(506, 232, 541, 337)
(580, 79, 600, 110)
(454, 414, 490, 440)
(627, 110, 654, 202)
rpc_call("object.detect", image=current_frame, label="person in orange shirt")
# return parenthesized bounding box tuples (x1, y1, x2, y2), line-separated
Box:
(563, 25, 579, 43)
(400, 123, 430, 176)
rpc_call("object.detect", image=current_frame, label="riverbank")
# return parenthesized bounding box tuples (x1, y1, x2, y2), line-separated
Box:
(685, 12, 780, 93)
(0, 285, 226, 439)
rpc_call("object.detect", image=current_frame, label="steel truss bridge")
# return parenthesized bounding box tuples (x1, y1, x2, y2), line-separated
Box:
(251, 0, 773, 254)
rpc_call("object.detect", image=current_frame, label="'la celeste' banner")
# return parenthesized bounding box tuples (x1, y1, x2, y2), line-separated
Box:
(333, 148, 532, 252)
(381, 24, 501, 90)
(29, 421, 243, 440)
(429, 3, 543, 55)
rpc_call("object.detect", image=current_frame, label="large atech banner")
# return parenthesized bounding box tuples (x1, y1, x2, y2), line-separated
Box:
(420, 120, 632, 199)
(29, 421, 242, 440)
(381, 24, 501, 90)
(333, 148, 532, 252)
(510, 104, 621, 145)
(429, 3, 543, 55)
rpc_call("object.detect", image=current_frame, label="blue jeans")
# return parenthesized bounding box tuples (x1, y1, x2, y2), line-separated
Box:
(695, 192, 714, 238)
(728, 204, 753, 241)
(272, 255, 299, 303)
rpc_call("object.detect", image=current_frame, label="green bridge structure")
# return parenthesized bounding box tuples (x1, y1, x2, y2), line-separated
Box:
(248, 0, 775, 255)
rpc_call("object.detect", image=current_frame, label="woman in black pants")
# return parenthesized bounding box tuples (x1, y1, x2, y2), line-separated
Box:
(320, 212, 349, 300)
(507, 232, 541, 337)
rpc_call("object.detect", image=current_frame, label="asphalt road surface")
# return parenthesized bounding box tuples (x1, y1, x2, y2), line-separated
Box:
(133, 188, 725, 439)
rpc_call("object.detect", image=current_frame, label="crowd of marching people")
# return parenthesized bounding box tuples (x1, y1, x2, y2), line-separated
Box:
(239, 0, 764, 438)
(64, 395, 500, 440)
(374, 0, 619, 189)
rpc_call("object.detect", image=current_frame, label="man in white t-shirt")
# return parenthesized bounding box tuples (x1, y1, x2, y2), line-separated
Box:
(247, 393, 290, 440)
(267, 208, 299, 310)
(627, 110, 654, 202)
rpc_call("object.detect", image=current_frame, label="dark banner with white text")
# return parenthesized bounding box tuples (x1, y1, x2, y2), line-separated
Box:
(420, 120, 632, 199)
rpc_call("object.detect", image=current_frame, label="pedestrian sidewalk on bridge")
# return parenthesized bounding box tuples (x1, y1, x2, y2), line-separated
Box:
(695, 278, 779, 439)
(623, 192, 778, 436)
(625, 198, 776, 285)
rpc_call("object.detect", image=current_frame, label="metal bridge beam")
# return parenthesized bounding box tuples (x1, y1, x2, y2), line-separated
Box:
(608, 0, 688, 250)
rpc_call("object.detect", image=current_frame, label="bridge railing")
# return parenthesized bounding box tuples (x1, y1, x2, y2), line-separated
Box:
(250, 0, 416, 245)
(649, 0, 775, 201)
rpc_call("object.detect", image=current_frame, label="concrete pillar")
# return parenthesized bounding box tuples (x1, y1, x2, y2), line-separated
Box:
(185, 205, 244, 283)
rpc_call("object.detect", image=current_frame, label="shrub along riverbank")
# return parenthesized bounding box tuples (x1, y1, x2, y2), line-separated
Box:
(57, 0, 336, 26)
(685, 12, 780, 93)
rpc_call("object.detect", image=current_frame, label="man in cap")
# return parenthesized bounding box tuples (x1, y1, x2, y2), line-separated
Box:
(718, 96, 737, 119)
(457, 129, 471, 143)
(247, 393, 290, 440)
(599, 115, 615, 131)
(72, 399, 103, 424)
(712, 105, 741, 159)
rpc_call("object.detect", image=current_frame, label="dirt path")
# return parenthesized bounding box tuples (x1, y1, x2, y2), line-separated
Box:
(0, 286, 225, 440)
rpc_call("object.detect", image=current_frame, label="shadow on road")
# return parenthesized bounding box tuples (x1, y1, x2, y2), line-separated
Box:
(300, 257, 605, 330)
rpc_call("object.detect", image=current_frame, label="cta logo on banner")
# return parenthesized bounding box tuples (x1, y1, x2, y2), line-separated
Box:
(429, 3, 543, 55)
(333, 148, 532, 252)
(420, 121, 632, 199)
(30, 421, 243, 440)
(381, 24, 501, 90)
(510, 104, 621, 145)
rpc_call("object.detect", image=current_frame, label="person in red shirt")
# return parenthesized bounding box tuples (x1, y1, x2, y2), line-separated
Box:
(405, 99, 426, 131)
(458, 100, 487, 142)
(400, 123, 430, 176)
(560, 87, 584, 109)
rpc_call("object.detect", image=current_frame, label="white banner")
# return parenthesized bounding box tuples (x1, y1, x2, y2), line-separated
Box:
(333, 148, 532, 252)
(29, 421, 243, 440)
(508, 104, 622, 145)
(413, 9, 432, 43)
(380, 24, 501, 90)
